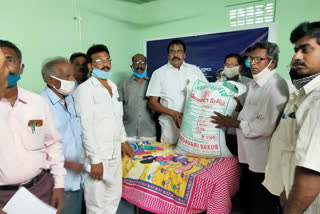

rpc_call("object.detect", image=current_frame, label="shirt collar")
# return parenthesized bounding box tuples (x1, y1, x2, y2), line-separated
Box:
(16, 87, 29, 104)
(255, 69, 276, 87)
(295, 75, 320, 96)
(45, 86, 65, 105)
(91, 76, 104, 87)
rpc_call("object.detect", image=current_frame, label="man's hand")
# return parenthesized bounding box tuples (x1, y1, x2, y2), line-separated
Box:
(233, 97, 242, 112)
(64, 161, 84, 174)
(0, 208, 6, 214)
(280, 190, 287, 208)
(169, 110, 183, 128)
(51, 188, 64, 214)
(122, 142, 135, 158)
(90, 163, 103, 180)
(210, 111, 240, 128)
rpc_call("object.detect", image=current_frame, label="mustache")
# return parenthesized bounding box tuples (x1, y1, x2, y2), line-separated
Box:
(172, 57, 180, 61)
(292, 60, 306, 68)
(101, 66, 110, 70)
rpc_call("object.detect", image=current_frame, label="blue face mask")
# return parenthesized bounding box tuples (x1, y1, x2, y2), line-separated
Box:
(7, 73, 21, 88)
(133, 70, 147, 79)
(245, 59, 251, 69)
(91, 67, 112, 79)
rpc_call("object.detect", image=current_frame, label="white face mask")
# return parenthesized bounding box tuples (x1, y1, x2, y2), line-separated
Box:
(223, 66, 240, 79)
(252, 60, 273, 81)
(50, 76, 75, 96)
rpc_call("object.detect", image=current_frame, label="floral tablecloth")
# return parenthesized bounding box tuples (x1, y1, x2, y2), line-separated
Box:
(122, 142, 240, 214)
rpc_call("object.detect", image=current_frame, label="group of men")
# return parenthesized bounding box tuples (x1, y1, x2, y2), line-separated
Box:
(0, 20, 319, 214)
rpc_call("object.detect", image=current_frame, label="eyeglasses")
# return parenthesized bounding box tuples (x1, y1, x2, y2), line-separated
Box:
(169, 50, 184, 54)
(6, 56, 19, 65)
(92, 58, 112, 64)
(224, 63, 239, 67)
(132, 61, 146, 66)
(248, 56, 270, 63)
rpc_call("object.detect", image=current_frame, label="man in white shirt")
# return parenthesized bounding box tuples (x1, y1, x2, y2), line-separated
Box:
(263, 21, 320, 214)
(146, 39, 207, 144)
(211, 41, 289, 214)
(73, 44, 135, 214)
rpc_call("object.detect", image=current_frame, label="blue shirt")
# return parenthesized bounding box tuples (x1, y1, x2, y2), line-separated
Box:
(40, 87, 82, 191)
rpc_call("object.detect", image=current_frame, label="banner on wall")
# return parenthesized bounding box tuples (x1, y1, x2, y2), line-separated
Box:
(146, 27, 269, 82)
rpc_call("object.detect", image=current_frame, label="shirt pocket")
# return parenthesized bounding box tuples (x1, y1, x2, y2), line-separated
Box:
(23, 125, 45, 151)
(278, 117, 297, 152)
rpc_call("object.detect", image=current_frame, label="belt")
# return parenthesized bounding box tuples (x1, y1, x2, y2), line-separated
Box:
(0, 170, 48, 191)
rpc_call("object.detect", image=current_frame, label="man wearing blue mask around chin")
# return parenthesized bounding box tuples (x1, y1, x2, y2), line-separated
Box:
(0, 40, 66, 214)
(73, 44, 135, 214)
(117, 54, 157, 142)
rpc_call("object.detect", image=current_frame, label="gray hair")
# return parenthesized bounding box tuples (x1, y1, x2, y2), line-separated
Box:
(41, 57, 70, 82)
(250, 41, 280, 68)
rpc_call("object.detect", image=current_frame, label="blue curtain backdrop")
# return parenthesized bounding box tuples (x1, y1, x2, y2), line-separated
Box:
(146, 27, 269, 82)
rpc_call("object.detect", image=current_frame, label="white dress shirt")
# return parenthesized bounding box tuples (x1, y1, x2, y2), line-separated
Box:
(236, 70, 289, 173)
(263, 76, 320, 213)
(146, 61, 208, 144)
(73, 77, 127, 164)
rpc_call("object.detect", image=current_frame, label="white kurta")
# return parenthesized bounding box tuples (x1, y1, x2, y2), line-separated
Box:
(146, 61, 208, 144)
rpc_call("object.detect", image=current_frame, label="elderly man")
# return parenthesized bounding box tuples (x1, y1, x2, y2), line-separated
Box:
(40, 57, 84, 214)
(263, 21, 320, 214)
(146, 39, 207, 144)
(74, 44, 135, 214)
(117, 54, 156, 141)
(211, 41, 289, 214)
(0, 40, 65, 213)
(0, 48, 9, 97)
(70, 52, 88, 85)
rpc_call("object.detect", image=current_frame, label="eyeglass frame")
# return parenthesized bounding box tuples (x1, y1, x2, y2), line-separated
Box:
(132, 61, 146, 66)
(247, 56, 271, 63)
(92, 58, 112, 64)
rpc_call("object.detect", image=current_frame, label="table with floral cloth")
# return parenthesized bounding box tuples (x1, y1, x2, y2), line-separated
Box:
(122, 142, 240, 214)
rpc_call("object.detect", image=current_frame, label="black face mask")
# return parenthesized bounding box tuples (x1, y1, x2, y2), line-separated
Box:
(289, 67, 309, 81)
(289, 67, 320, 90)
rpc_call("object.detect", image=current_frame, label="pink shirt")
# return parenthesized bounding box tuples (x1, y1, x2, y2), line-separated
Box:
(0, 87, 65, 188)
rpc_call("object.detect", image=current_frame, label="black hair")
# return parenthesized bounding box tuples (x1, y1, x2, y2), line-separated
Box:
(290, 21, 320, 45)
(70, 52, 87, 63)
(224, 53, 244, 66)
(131, 54, 147, 63)
(0, 40, 22, 63)
(167, 39, 186, 53)
(86, 44, 110, 63)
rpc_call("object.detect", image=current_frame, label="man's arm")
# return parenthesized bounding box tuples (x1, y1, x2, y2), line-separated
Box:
(43, 102, 65, 213)
(284, 167, 320, 214)
(149, 96, 182, 128)
(74, 86, 103, 180)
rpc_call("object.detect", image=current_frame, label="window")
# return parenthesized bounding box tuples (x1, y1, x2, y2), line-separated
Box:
(228, 1, 275, 27)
